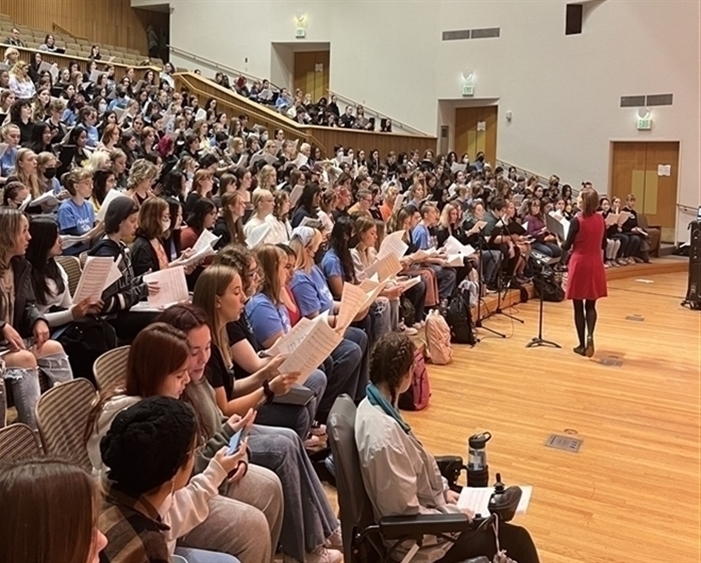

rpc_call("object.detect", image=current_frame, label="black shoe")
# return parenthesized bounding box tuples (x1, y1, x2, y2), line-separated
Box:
(573, 345, 586, 356)
(585, 336, 595, 358)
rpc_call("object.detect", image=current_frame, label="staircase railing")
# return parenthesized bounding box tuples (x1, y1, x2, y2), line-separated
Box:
(52, 21, 89, 41)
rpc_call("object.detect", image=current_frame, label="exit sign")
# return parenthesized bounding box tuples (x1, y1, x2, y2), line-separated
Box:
(295, 27, 306, 38)
(637, 118, 652, 130)
(462, 84, 474, 97)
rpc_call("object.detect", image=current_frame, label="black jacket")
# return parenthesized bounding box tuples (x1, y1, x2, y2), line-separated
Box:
(0, 257, 45, 337)
(89, 238, 147, 315)
(131, 235, 164, 277)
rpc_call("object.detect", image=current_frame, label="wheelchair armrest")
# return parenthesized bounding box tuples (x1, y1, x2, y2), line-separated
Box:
(378, 513, 472, 540)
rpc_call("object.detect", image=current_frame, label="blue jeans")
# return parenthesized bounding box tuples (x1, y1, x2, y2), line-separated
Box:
(532, 241, 562, 258)
(174, 547, 239, 563)
(255, 368, 327, 439)
(248, 424, 338, 561)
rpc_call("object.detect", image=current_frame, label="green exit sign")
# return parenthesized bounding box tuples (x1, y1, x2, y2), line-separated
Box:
(637, 118, 652, 130)
(462, 84, 474, 97)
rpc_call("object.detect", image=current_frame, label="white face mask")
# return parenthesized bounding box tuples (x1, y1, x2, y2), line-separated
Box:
(98, 103, 107, 113)
(161, 219, 171, 232)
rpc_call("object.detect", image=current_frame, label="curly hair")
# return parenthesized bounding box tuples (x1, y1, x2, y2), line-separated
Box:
(369, 333, 416, 404)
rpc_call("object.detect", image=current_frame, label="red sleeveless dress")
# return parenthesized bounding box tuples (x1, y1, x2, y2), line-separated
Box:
(565, 213, 608, 301)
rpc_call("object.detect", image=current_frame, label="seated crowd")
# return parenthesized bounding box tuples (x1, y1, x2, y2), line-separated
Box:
(0, 46, 658, 563)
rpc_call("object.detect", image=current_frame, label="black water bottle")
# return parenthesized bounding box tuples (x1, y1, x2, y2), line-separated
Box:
(467, 431, 491, 487)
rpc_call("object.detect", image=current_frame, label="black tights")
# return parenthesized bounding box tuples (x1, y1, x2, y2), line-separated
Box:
(573, 299, 597, 348)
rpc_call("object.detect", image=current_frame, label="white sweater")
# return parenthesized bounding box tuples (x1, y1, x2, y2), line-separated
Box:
(35, 264, 76, 327)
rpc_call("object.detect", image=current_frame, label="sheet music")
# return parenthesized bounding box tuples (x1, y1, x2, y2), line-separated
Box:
(289, 184, 304, 206)
(73, 257, 115, 304)
(89, 70, 105, 83)
(299, 217, 322, 229)
(398, 276, 421, 292)
(450, 163, 467, 174)
(393, 193, 405, 212)
(19, 194, 31, 212)
(31, 191, 59, 208)
(604, 213, 618, 227)
(195, 108, 207, 121)
(143, 266, 189, 308)
(366, 253, 402, 282)
(444, 236, 476, 257)
(245, 223, 271, 249)
(521, 221, 529, 232)
(277, 320, 342, 383)
(96, 189, 123, 221)
(378, 230, 408, 260)
(294, 154, 308, 168)
(457, 486, 532, 517)
(192, 229, 221, 254)
(177, 245, 215, 268)
(265, 316, 319, 357)
(39, 61, 58, 81)
(617, 211, 631, 226)
(336, 283, 369, 331)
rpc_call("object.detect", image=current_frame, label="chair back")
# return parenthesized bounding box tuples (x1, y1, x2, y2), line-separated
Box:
(93, 346, 130, 392)
(55, 255, 82, 296)
(0, 423, 42, 461)
(327, 395, 378, 563)
(35, 379, 98, 472)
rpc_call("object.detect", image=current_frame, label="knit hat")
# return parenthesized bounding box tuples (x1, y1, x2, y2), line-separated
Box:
(103, 195, 138, 234)
(100, 396, 197, 495)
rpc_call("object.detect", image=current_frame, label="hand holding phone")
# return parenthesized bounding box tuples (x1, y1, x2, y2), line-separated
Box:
(214, 436, 249, 483)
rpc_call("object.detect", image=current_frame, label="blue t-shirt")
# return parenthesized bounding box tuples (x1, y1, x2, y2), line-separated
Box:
(0, 147, 17, 178)
(85, 125, 99, 148)
(57, 198, 95, 256)
(290, 266, 334, 317)
(50, 177, 62, 195)
(411, 223, 431, 250)
(320, 248, 344, 280)
(245, 293, 291, 349)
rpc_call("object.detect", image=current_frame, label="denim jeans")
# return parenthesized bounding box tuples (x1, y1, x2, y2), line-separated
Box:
(248, 424, 338, 561)
(481, 250, 502, 287)
(256, 368, 327, 439)
(174, 547, 240, 563)
(4, 352, 73, 429)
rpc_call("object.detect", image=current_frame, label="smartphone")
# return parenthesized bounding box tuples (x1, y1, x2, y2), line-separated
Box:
(226, 428, 248, 455)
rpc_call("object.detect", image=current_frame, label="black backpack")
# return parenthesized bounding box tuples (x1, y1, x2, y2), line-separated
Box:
(445, 292, 476, 345)
(53, 317, 118, 384)
(533, 274, 565, 302)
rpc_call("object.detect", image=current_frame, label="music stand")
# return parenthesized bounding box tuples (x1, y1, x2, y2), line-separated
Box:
(474, 228, 505, 339)
(526, 251, 561, 349)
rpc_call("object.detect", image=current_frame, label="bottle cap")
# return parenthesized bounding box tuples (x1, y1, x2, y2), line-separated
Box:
(469, 431, 492, 449)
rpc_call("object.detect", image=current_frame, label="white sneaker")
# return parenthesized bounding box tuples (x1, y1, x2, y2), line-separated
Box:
(398, 322, 418, 336)
(326, 528, 343, 549)
(307, 546, 343, 563)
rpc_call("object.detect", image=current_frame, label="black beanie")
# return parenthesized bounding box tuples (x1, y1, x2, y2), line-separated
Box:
(100, 396, 197, 495)
(104, 195, 138, 234)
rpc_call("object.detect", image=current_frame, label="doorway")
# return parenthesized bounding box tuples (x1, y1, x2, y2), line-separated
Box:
(294, 51, 329, 103)
(609, 141, 679, 243)
(454, 106, 498, 165)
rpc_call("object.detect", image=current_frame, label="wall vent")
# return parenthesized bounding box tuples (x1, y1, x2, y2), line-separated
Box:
(620, 95, 646, 108)
(646, 93, 673, 106)
(442, 29, 471, 41)
(442, 27, 500, 41)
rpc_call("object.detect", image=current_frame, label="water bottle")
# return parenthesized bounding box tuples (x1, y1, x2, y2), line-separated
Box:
(467, 431, 492, 487)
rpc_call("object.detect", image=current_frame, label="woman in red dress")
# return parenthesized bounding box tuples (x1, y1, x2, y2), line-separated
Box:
(561, 187, 607, 357)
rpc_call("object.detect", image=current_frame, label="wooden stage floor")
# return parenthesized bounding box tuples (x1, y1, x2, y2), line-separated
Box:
(402, 270, 700, 563)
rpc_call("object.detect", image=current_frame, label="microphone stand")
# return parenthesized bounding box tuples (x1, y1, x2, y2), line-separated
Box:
(474, 225, 505, 339)
(490, 221, 524, 324)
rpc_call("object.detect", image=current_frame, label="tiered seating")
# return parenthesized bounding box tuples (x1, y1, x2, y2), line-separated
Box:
(0, 13, 150, 67)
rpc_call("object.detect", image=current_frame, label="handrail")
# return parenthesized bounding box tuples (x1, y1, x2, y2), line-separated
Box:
(496, 159, 581, 195)
(168, 45, 284, 91)
(677, 203, 698, 214)
(51, 21, 89, 42)
(327, 89, 429, 137)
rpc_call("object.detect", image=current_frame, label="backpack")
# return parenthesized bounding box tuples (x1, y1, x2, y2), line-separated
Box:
(398, 348, 431, 411)
(533, 273, 564, 302)
(446, 292, 476, 346)
(459, 279, 479, 308)
(52, 317, 118, 384)
(399, 296, 416, 327)
(424, 310, 452, 365)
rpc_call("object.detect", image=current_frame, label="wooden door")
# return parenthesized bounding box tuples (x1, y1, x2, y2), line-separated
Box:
(610, 141, 679, 242)
(293, 51, 329, 103)
(454, 106, 498, 166)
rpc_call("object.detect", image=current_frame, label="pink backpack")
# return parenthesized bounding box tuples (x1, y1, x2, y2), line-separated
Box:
(425, 310, 453, 365)
(398, 348, 431, 411)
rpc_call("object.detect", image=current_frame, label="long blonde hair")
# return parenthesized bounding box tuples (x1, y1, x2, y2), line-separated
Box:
(15, 148, 41, 199)
(0, 207, 25, 269)
(257, 165, 276, 191)
(192, 264, 240, 368)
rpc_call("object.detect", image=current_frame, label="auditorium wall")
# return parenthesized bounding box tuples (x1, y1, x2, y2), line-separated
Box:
(137, 0, 700, 243)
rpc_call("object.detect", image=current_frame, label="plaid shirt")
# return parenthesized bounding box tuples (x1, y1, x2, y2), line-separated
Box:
(99, 483, 171, 563)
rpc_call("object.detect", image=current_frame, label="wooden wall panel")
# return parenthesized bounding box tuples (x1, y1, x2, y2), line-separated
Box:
(309, 127, 437, 161)
(0, 0, 168, 56)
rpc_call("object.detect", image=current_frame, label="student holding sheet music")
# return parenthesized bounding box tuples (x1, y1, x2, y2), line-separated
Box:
(1, 180, 29, 209)
(288, 226, 370, 409)
(57, 125, 90, 177)
(57, 168, 103, 256)
(290, 183, 321, 228)
(621, 194, 653, 263)
(0, 208, 74, 429)
(561, 187, 607, 358)
(184, 169, 214, 215)
(89, 196, 160, 341)
(411, 203, 457, 301)
(266, 190, 293, 245)
(214, 191, 247, 249)
(599, 197, 640, 265)
(481, 197, 523, 283)
(524, 199, 563, 258)
(244, 188, 275, 238)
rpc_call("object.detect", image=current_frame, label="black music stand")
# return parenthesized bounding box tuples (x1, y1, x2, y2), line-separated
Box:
(473, 228, 505, 339)
(526, 252, 561, 349)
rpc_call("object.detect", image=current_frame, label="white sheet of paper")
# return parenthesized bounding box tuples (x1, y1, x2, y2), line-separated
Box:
(265, 316, 323, 357)
(451, 163, 467, 174)
(19, 194, 31, 212)
(294, 154, 308, 168)
(143, 267, 189, 309)
(61, 232, 92, 250)
(31, 191, 59, 208)
(399, 276, 422, 292)
(604, 213, 618, 227)
(365, 253, 402, 282)
(393, 193, 405, 212)
(178, 245, 215, 268)
(96, 188, 123, 221)
(245, 223, 271, 249)
(657, 164, 671, 177)
(457, 486, 532, 517)
(521, 221, 529, 232)
(192, 229, 221, 254)
(289, 184, 304, 207)
(277, 320, 342, 383)
(336, 283, 369, 331)
(378, 230, 408, 261)
(195, 108, 207, 121)
(444, 236, 475, 258)
(73, 257, 115, 304)
(617, 211, 631, 226)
